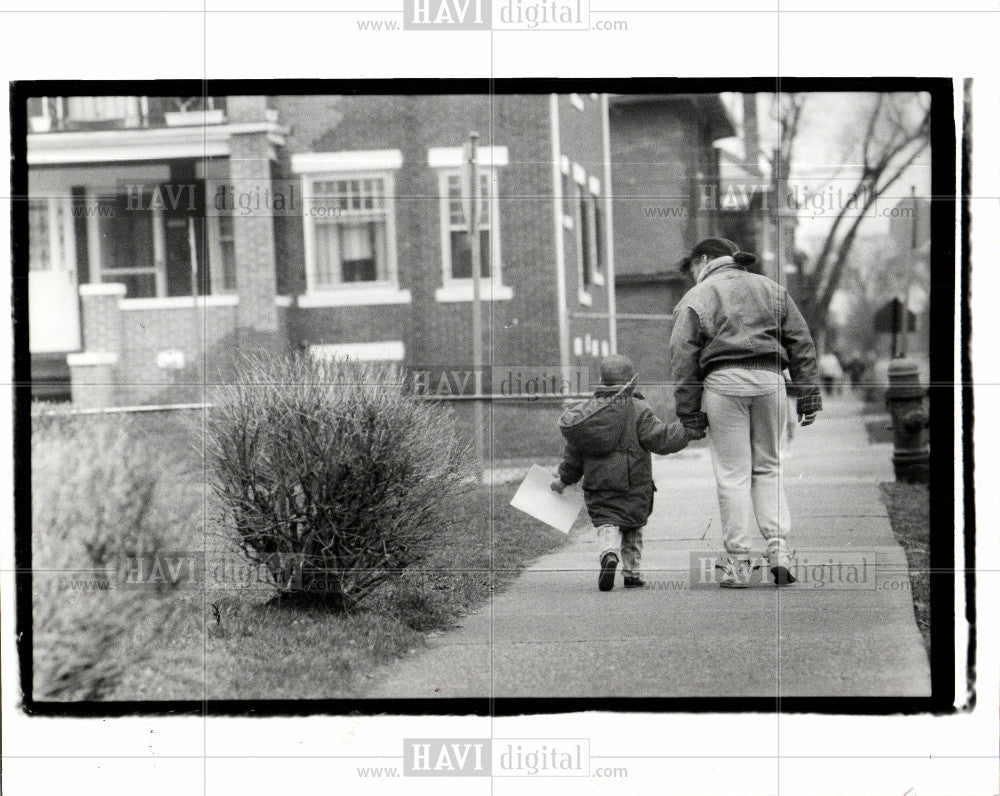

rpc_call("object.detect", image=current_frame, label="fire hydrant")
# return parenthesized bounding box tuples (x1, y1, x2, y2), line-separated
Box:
(885, 358, 929, 484)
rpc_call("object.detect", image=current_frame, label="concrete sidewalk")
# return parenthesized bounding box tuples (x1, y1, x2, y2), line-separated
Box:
(367, 396, 931, 698)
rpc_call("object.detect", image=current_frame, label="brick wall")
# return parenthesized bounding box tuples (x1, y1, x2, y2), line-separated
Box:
(76, 286, 242, 405)
(608, 98, 722, 381)
(556, 93, 614, 380)
(272, 93, 567, 373)
(118, 303, 240, 404)
(614, 273, 690, 382)
(610, 98, 718, 276)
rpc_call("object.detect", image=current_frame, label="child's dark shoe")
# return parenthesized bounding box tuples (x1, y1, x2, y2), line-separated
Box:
(598, 552, 618, 592)
(623, 574, 645, 589)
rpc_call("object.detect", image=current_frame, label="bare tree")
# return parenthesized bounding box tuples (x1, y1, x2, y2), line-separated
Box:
(773, 93, 931, 346)
(764, 93, 808, 184)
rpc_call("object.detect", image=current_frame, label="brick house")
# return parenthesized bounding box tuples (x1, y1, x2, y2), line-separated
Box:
(25, 92, 617, 407)
(608, 94, 736, 382)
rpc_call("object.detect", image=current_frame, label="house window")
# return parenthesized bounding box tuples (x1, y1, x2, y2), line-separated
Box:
(96, 189, 159, 298)
(442, 170, 494, 282)
(89, 182, 232, 300)
(579, 189, 593, 289)
(65, 96, 139, 125)
(216, 211, 237, 293)
(561, 172, 574, 218)
(571, 176, 599, 299)
(591, 193, 604, 277)
(305, 174, 396, 290)
(28, 199, 57, 271)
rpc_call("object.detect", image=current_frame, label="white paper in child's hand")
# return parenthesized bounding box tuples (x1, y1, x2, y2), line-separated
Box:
(509, 464, 584, 534)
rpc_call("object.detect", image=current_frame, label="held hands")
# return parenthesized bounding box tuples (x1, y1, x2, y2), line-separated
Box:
(684, 425, 707, 441)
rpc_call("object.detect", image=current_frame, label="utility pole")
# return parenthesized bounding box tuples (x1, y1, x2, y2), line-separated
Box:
(464, 132, 485, 473)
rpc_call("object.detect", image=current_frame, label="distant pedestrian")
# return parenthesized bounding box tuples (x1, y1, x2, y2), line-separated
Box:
(552, 354, 697, 591)
(844, 351, 867, 391)
(669, 238, 823, 588)
(819, 352, 844, 395)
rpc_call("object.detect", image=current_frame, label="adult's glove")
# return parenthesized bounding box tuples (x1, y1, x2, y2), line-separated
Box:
(796, 392, 823, 421)
(684, 425, 707, 440)
(679, 411, 709, 431)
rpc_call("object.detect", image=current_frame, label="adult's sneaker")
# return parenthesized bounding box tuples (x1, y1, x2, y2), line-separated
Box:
(717, 556, 752, 589)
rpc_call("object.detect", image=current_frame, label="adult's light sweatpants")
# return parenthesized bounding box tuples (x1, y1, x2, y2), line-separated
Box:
(703, 380, 791, 557)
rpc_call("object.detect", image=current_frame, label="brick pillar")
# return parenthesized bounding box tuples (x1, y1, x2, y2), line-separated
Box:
(227, 96, 279, 337)
(72, 283, 126, 406)
(79, 283, 125, 353)
(67, 352, 119, 409)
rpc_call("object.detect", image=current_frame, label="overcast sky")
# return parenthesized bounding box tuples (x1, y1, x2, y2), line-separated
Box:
(719, 92, 932, 256)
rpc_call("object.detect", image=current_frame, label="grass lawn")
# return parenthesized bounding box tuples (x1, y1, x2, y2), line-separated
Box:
(33, 405, 568, 701)
(112, 482, 568, 700)
(880, 481, 930, 653)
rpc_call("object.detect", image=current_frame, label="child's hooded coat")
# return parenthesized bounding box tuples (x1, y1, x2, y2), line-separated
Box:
(557, 379, 688, 529)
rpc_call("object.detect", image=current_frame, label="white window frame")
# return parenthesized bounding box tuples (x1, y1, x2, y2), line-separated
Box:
(571, 167, 594, 306)
(296, 162, 409, 306)
(434, 164, 510, 302)
(587, 181, 605, 287)
(65, 96, 141, 127)
(83, 182, 236, 304)
(206, 182, 237, 296)
(87, 185, 166, 298)
(28, 195, 75, 273)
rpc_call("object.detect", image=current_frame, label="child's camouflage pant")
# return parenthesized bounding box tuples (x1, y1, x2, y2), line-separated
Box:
(596, 524, 643, 578)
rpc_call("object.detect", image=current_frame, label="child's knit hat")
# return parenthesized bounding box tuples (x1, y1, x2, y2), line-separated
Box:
(600, 354, 636, 387)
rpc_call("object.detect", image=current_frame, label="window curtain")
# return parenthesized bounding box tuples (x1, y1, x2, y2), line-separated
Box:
(66, 96, 135, 122)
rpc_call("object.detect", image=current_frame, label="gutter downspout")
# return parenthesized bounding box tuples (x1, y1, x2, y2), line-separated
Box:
(549, 94, 570, 373)
(600, 92, 618, 354)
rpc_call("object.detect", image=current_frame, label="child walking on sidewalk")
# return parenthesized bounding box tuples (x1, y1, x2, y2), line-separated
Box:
(551, 355, 702, 591)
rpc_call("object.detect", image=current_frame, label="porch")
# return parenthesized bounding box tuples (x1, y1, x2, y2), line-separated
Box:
(26, 97, 289, 406)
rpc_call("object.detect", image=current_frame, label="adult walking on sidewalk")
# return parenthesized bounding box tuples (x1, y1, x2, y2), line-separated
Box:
(669, 238, 823, 588)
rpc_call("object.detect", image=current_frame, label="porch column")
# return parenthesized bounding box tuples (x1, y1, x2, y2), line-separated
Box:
(67, 352, 119, 409)
(228, 97, 279, 336)
(71, 283, 126, 407)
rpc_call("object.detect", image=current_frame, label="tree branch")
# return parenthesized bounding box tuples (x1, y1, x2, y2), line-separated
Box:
(812, 133, 931, 328)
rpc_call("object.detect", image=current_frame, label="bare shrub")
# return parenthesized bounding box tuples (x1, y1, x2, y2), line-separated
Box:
(205, 354, 472, 608)
(30, 414, 198, 701)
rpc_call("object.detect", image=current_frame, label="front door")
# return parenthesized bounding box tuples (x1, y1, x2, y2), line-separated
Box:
(28, 196, 81, 353)
(161, 179, 206, 297)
